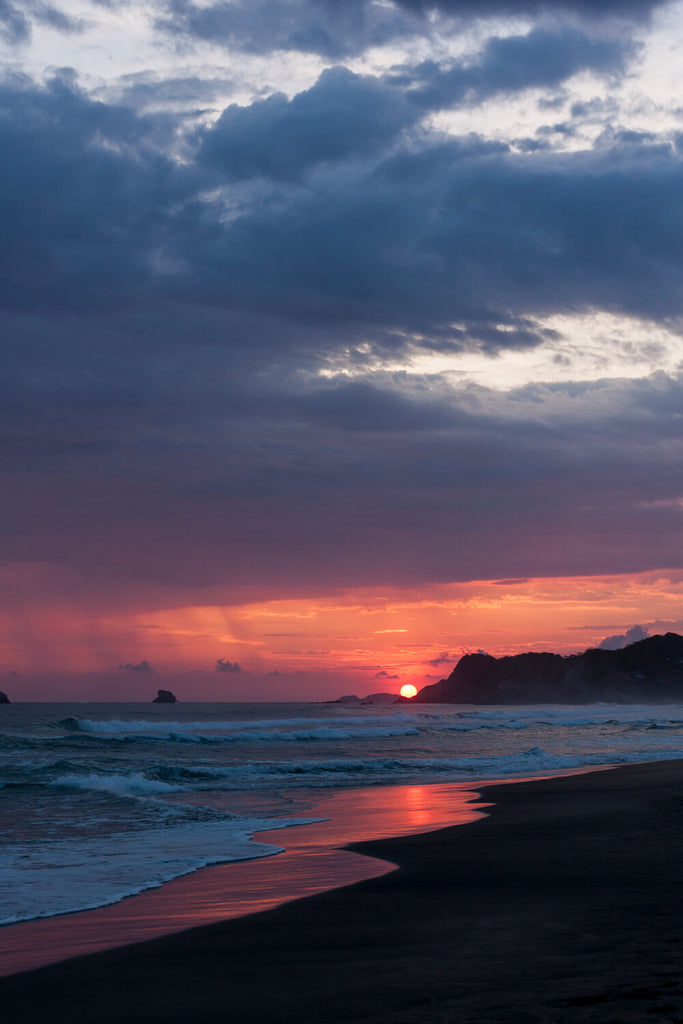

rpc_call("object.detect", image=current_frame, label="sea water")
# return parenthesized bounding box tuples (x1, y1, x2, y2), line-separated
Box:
(1, 700, 682, 926)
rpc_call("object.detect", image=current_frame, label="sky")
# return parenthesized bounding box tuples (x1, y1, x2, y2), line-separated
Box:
(2, 0, 683, 700)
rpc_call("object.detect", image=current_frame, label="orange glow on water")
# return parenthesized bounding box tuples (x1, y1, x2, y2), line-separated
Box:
(0, 782, 489, 975)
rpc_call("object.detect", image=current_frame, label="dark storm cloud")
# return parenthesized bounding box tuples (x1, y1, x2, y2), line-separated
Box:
(0, 0, 30, 43)
(156, 0, 667, 59)
(198, 25, 637, 183)
(399, 28, 637, 109)
(2, 69, 683, 378)
(200, 67, 414, 182)
(284, 381, 467, 432)
(4, 338, 683, 594)
(157, 0, 414, 58)
(7, 368, 683, 592)
(395, 0, 665, 18)
(3, 68, 683, 418)
(0, 72, 186, 312)
(188, 136, 683, 333)
(0, 1, 84, 43)
(3, 61, 683, 595)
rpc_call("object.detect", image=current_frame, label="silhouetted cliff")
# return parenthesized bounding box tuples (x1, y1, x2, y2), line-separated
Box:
(411, 633, 683, 704)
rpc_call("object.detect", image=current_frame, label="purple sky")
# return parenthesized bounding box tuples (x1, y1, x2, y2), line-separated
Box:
(2, 0, 683, 697)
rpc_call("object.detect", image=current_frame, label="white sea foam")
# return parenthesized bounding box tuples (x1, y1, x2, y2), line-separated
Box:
(64, 713, 415, 736)
(51, 772, 182, 798)
(0, 815, 318, 926)
(63, 722, 420, 744)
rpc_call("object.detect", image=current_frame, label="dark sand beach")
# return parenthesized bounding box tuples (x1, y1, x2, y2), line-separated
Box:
(2, 760, 683, 1023)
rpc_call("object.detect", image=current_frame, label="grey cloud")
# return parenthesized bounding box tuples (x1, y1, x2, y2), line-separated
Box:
(570, 96, 617, 120)
(400, 28, 638, 110)
(189, 136, 683, 336)
(110, 73, 236, 111)
(3, 70, 683, 596)
(599, 624, 649, 650)
(0, 1, 30, 43)
(156, 0, 666, 59)
(428, 651, 452, 666)
(31, 3, 86, 33)
(395, 0, 666, 19)
(0, 73, 187, 313)
(119, 660, 154, 672)
(0, 1, 84, 44)
(5, 365, 683, 594)
(157, 0, 416, 58)
(3, 78, 683, 524)
(6, 70, 683, 342)
(287, 381, 468, 433)
(216, 658, 241, 672)
(200, 67, 414, 182)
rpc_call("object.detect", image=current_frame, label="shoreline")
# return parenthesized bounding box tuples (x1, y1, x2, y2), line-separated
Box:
(3, 759, 683, 1022)
(0, 779, 491, 977)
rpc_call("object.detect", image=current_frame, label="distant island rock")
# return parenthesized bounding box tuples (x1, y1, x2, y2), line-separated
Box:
(329, 691, 399, 705)
(407, 633, 683, 704)
(0, 691, 9, 704)
(152, 689, 178, 703)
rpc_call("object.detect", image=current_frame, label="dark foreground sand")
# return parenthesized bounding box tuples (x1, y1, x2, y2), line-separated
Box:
(2, 760, 683, 1023)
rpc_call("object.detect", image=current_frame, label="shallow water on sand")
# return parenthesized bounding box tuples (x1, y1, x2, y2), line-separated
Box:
(0, 781, 491, 975)
(1, 700, 682, 927)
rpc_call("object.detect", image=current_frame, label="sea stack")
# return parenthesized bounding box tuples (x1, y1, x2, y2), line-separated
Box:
(152, 689, 177, 704)
(0, 691, 9, 703)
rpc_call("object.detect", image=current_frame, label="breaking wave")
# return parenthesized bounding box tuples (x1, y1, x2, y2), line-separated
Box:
(57, 715, 421, 744)
(50, 772, 182, 798)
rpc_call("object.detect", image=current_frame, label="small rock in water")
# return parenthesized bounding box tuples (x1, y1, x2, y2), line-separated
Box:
(152, 689, 177, 703)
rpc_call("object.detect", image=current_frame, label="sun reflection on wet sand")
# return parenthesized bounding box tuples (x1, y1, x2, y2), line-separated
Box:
(0, 781, 489, 976)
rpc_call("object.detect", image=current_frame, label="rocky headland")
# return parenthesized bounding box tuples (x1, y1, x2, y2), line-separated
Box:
(407, 632, 683, 704)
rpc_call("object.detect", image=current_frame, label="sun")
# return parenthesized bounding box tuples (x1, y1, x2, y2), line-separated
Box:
(400, 683, 418, 699)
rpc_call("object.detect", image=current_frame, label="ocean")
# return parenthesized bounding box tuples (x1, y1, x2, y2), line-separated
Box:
(2, 699, 683, 927)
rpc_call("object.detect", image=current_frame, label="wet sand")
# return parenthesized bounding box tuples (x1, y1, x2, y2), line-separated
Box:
(0, 781, 489, 976)
(2, 761, 683, 1023)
